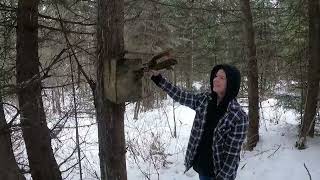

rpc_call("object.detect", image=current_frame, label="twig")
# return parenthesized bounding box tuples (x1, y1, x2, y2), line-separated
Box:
(127, 139, 151, 180)
(161, 105, 173, 138)
(69, 51, 83, 180)
(240, 163, 247, 170)
(58, 141, 85, 168)
(39, 13, 95, 26)
(0, 2, 94, 26)
(304, 163, 312, 180)
(252, 149, 271, 157)
(39, 24, 94, 35)
(54, 3, 96, 93)
(267, 144, 281, 158)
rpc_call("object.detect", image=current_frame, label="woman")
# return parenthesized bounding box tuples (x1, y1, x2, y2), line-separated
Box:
(148, 64, 248, 180)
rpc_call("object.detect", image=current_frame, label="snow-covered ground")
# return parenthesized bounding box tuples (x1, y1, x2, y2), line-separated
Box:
(6, 92, 320, 180)
(124, 97, 320, 180)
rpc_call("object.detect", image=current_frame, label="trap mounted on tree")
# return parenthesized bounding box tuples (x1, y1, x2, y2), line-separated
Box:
(104, 50, 177, 104)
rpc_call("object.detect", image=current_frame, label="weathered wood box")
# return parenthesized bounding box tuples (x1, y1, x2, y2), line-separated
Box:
(103, 58, 143, 104)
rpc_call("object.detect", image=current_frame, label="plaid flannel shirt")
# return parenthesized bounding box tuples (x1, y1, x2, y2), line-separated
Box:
(155, 75, 248, 180)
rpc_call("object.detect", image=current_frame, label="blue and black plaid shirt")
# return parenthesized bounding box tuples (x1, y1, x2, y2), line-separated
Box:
(153, 75, 248, 180)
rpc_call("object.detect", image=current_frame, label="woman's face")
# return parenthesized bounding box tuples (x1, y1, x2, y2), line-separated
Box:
(212, 69, 227, 97)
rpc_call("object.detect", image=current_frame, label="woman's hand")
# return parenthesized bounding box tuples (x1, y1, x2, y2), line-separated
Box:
(145, 69, 160, 78)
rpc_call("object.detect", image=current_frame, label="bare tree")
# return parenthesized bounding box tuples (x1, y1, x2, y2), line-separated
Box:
(240, 0, 260, 151)
(96, 0, 127, 179)
(16, 0, 62, 179)
(296, 0, 320, 149)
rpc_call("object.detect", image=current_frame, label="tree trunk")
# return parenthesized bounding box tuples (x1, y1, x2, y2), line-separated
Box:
(16, 1, 62, 179)
(296, 0, 320, 149)
(96, 0, 127, 179)
(308, 121, 315, 137)
(0, 95, 25, 180)
(172, 69, 177, 138)
(0, 0, 25, 177)
(240, 0, 260, 151)
(185, 47, 193, 89)
(133, 101, 140, 120)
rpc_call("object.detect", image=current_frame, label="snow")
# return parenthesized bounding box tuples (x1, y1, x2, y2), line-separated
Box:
(125, 97, 320, 180)
(238, 99, 320, 180)
(5, 91, 320, 180)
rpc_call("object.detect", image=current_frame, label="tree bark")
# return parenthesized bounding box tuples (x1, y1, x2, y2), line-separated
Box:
(296, 0, 320, 149)
(16, 0, 62, 179)
(96, 0, 127, 179)
(0, 95, 25, 180)
(240, 0, 260, 151)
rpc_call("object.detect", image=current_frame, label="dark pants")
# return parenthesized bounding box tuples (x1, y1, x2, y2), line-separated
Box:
(199, 175, 214, 180)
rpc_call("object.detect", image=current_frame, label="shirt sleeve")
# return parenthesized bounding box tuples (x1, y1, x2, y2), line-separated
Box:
(151, 74, 204, 110)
